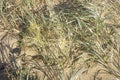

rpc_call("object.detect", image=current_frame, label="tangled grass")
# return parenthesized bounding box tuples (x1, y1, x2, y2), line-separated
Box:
(0, 0, 120, 80)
